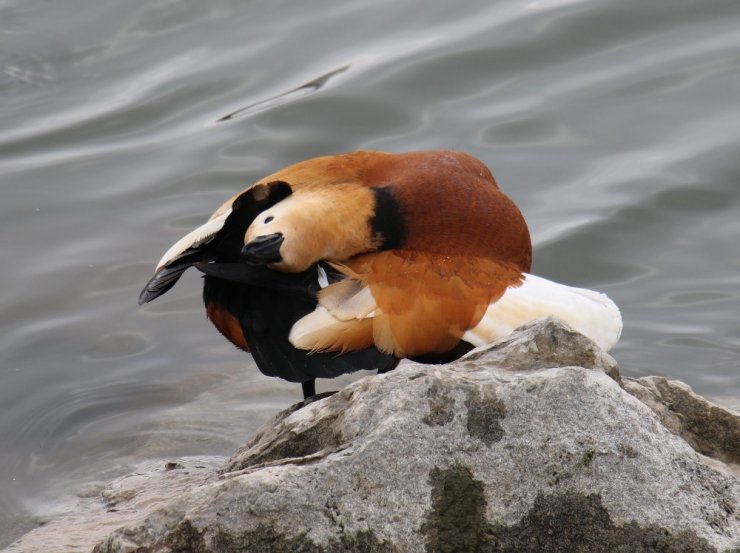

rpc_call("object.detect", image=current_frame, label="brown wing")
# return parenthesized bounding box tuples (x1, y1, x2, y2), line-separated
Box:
(290, 250, 523, 358)
(351, 251, 523, 357)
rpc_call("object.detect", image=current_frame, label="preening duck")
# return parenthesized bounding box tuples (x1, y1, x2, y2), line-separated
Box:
(139, 150, 622, 398)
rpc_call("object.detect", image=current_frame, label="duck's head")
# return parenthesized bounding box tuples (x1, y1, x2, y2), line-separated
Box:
(241, 183, 380, 272)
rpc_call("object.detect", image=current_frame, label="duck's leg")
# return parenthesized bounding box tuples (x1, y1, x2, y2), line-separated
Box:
(301, 379, 316, 399)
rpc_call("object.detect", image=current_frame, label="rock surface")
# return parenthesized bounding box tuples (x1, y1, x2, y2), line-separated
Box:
(5, 319, 739, 552)
(623, 375, 740, 466)
(2, 458, 224, 553)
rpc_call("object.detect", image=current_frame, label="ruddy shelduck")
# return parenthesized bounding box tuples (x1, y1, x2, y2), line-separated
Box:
(139, 150, 622, 398)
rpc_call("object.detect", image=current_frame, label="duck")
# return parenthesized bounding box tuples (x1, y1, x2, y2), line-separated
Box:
(139, 150, 622, 399)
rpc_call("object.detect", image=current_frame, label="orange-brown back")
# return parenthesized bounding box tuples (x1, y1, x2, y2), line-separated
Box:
(360, 150, 531, 272)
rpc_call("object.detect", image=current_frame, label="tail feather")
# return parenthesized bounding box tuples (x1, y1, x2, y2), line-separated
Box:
(463, 273, 622, 351)
(138, 250, 204, 305)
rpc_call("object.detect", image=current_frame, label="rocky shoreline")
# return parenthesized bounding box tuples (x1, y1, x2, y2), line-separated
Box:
(5, 319, 739, 552)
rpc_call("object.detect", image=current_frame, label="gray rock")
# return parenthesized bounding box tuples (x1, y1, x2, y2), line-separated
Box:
(624, 375, 740, 465)
(2, 457, 224, 553)
(460, 316, 622, 382)
(90, 320, 739, 553)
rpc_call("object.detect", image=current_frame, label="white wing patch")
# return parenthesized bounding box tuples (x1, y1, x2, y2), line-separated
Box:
(462, 273, 622, 351)
(156, 209, 231, 270)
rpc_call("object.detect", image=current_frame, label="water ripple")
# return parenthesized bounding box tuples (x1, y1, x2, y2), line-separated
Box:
(217, 65, 350, 122)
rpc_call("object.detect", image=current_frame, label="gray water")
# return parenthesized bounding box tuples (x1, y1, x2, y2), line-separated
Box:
(2, 0, 740, 545)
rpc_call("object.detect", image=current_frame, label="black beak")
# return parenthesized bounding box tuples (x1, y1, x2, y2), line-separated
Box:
(241, 233, 284, 265)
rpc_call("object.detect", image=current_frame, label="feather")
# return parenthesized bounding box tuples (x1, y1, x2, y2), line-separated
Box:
(155, 210, 231, 270)
(462, 273, 622, 351)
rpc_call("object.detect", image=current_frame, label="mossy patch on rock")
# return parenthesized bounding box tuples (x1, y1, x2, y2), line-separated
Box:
(231, 413, 344, 469)
(487, 492, 718, 553)
(423, 464, 489, 553)
(464, 386, 506, 446)
(422, 380, 456, 426)
(422, 472, 718, 553)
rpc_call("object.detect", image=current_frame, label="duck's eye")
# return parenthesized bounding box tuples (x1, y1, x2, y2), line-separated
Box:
(264, 216, 274, 224)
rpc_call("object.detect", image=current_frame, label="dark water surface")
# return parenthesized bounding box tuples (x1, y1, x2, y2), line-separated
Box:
(2, 0, 740, 545)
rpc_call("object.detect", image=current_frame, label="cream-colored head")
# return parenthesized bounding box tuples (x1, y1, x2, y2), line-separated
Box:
(244, 184, 378, 272)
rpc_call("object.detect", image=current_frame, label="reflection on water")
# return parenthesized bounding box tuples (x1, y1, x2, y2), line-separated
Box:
(2, 0, 740, 546)
(217, 65, 350, 121)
